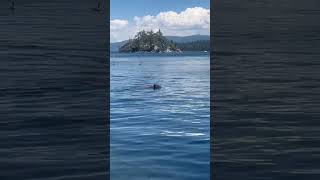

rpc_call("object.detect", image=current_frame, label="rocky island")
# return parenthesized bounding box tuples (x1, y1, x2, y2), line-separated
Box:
(119, 30, 181, 53)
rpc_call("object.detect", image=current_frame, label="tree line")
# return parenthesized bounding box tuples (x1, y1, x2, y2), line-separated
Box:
(175, 40, 210, 51)
(119, 30, 180, 53)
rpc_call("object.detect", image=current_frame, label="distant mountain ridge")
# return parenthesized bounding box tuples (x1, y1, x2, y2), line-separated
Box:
(166, 35, 210, 43)
(111, 34, 209, 52)
(110, 40, 128, 52)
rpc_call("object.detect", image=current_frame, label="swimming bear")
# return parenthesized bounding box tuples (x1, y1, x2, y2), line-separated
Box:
(153, 84, 161, 90)
(146, 84, 161, 90)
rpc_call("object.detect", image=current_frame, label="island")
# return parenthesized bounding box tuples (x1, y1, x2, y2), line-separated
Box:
(119, 30, 181, 53)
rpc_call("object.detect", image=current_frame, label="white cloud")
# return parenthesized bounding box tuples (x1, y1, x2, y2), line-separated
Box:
(134, 7, 210, 31)
(110, 19, 130, 43)
(110, 7, 210, 43)
(110, 19, 128, 30)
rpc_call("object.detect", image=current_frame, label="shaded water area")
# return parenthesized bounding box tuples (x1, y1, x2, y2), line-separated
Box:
(212, 0, 320, 179)
(111, 52, 210, 180)
(0, 1, 108, 179)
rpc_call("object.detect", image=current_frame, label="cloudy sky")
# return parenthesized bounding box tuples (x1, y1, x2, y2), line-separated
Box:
(111, 0, 210, 43)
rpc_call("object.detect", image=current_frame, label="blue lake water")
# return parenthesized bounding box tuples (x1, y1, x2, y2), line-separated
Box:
(213, 0, 320, 179)
(111, 52, 210, 180)
(1, 1, 108, 179)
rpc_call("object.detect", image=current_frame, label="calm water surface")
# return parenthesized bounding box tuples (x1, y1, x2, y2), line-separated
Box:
(0, 1, 108, 179)
(213, 0, 320, 179)
(111, 52, 210, 180)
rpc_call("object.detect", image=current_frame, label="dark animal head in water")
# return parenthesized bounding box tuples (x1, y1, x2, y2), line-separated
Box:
(153, 84, 161, 90)
(145, 84, 161, 90)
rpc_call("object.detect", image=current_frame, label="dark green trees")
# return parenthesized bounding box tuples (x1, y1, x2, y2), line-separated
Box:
(175, 40, 210, 51)
(119, 30, 180, 53)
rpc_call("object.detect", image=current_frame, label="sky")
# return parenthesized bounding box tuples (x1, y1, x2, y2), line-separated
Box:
(110, 0, 210, 42)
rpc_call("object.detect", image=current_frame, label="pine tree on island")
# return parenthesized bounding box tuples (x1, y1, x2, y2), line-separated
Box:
(119, 29, 181, 53)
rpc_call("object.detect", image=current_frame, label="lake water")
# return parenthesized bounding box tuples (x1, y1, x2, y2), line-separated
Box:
(0, 1, 108, 179)
(213, 0, 320, 179)
(110, 52, 210, 180)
